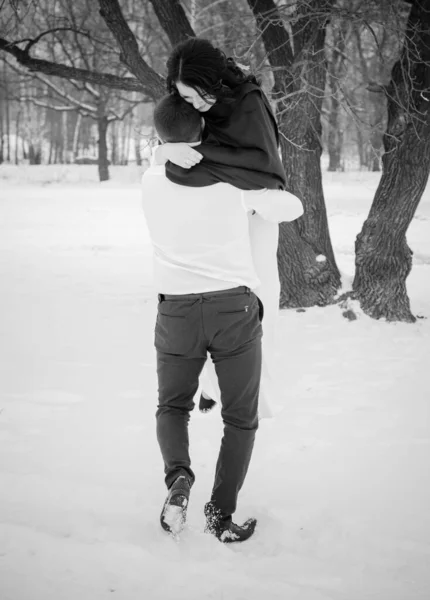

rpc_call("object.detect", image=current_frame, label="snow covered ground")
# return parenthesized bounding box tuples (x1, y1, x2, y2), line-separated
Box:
(0, 164, 429, 600)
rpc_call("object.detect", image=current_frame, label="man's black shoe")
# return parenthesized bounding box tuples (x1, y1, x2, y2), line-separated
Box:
(199, 393, 217, 413)
(160, 475, 191, 536)
(204, 501, 257, 543)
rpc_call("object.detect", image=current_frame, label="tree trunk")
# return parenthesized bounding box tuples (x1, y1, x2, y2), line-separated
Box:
(277, 4, 341, 306)
(249, 0, 341, 308)
(355, 124, 366, 169)
(62, 111, 68, 163)
(353, 0, 430, 322)
(72, 113, 82, 162)
(110, 120, 117, 165)
(368, 94, 385, 172)
(3, 60, 10, 162)
(48, 131, 54, 164)
(134, 134, 142, 166)
(327, 16, 347, 172)
(123, 115, 132, 165)
(15, 108, 21, 164)
(148, 0, 195, 46)
(97, 98, 110, 182)
(0, 83, 4, 163)
(327, 88, 343, 172)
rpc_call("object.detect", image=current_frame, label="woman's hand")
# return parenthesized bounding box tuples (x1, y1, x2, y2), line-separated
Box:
(161, 143, 203, 169)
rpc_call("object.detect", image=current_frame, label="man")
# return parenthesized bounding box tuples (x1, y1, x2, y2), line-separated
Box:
(141, 94, 303, 543)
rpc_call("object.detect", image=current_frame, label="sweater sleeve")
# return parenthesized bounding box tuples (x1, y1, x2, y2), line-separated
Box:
(200, 90, 286, 187)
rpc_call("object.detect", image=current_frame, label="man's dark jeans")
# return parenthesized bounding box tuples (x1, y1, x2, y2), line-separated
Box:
(155, 286, 262, 519)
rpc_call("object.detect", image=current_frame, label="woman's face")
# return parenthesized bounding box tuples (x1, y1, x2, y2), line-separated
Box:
(176, 81, 216, 112)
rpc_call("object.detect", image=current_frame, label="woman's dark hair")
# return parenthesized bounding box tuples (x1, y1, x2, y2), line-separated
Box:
(166, 37, 259, 103)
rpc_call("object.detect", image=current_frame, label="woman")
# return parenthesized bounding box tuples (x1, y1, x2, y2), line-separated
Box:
(155, 38, 286, 191)
(154, 38, 290, 418)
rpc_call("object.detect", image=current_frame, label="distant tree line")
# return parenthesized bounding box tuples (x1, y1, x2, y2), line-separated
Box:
(1, 0, 429, 324)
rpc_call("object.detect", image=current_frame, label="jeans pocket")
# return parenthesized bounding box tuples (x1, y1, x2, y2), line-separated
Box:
(155, 300, 197, 355)
(218, 305, 250, 315)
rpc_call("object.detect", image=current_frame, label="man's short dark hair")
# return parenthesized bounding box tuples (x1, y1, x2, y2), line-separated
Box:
(153, 94, 201, 143)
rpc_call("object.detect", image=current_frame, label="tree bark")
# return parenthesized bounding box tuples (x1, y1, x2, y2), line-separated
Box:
(148, 0, 195, 46)
(248, 0, 341, 307)
(353, 0, 430, 322)
(98, 0, 165, 99)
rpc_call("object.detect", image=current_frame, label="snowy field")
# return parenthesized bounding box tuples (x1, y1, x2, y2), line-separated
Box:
(0, 164, 429, 600)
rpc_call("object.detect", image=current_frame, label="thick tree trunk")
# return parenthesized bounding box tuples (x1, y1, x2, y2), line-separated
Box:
(148, 0, 195, 46)
(278, 133, 340, 307)
(249, 0, 341, 308)
(353, 0, 430, 322)
(277, 2, 341, 307)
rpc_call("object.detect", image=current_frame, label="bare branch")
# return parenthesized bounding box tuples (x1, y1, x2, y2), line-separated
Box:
(20, 27, 90, 52)
(0, 36, 152, 95)
(31, 72, 97, 113)
(98, 0, 165, 99)
(247, 0, 294, 93)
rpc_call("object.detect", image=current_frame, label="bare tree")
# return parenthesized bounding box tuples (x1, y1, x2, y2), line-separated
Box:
(353, 0, 430, 322)
(248, 0, 342, 307)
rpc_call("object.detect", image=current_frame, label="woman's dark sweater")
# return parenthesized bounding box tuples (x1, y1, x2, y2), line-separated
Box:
(165, 83, 287, 191)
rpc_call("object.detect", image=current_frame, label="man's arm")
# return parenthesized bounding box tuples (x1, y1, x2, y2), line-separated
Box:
(243, 189, 304, 223)
(165, 159, 272, 190)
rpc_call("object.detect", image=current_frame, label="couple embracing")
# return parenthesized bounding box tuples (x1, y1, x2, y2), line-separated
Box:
(141, 38, 303, 543)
